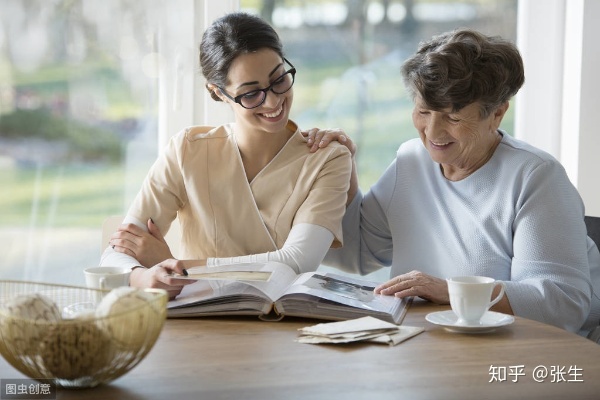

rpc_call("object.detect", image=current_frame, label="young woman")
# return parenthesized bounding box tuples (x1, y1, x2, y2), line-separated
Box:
(100, 12, 352, 299)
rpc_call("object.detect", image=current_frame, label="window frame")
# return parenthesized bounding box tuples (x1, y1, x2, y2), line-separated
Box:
(191, 0, 600, 216)
(515, 0, 600, 216)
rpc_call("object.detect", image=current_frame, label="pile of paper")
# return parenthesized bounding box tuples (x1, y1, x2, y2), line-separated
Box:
(297, 316, 424, 346)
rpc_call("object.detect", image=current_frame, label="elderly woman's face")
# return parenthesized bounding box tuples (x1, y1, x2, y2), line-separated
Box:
(412, 97, 507, 180)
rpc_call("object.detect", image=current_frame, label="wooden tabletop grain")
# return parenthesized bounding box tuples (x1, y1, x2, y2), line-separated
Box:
(1, 300, 599, 400)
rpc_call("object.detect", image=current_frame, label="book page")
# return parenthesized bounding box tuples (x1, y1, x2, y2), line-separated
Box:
(167, 262, 297, 316)
(171, 270, 272, 282)
(275, 271, 410, 324)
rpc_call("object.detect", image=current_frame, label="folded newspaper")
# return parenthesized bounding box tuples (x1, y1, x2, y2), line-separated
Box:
(297, 316, 424, 346)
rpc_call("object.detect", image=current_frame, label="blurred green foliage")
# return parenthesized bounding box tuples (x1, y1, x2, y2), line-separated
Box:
(0, 164, 125, 227)
(0, 109, 123, 163)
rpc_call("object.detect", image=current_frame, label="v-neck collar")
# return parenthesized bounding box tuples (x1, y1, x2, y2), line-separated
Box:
(232, 122, 299, 185)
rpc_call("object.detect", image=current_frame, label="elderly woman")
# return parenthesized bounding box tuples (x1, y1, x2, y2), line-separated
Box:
(309, 28, 599, 335)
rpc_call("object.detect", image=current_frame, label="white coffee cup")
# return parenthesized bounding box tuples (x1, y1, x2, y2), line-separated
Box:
(446, 276, 505, 326)
(84, 267, 131, 291)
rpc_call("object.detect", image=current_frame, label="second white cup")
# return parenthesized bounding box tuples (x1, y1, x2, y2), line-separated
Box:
(446, 276, 505, 326)
(84, 266, 131, 291)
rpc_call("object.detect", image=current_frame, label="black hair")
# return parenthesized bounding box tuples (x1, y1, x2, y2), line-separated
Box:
(199, 12, 284, 101)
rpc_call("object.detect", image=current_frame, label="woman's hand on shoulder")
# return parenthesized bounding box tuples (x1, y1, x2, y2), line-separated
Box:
(374, 270, 450, 304)
(302, 127, 356, 156)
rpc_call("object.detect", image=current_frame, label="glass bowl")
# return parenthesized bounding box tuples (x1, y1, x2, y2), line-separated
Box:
(0, 280, 167, 388)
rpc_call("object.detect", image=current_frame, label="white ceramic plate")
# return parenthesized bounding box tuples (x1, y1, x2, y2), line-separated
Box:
(425, 310, 515, 333)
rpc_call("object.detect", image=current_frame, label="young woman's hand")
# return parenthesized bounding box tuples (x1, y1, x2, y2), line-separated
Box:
(109, 219, 173, 267)
(302, 127, 359, 206)
(129, 259, 196, 300)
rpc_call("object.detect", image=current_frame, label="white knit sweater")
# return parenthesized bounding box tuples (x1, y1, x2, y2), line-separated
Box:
(325, 133, 600, 335)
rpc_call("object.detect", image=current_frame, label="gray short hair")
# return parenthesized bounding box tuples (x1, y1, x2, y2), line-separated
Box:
(401, 28, 524, 117)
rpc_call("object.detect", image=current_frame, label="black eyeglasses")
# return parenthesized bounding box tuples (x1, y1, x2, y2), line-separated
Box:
(218, 58, 296, 109)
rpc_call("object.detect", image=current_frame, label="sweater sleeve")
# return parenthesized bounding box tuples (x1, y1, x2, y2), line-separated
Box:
(207, 223, 334, 274)
(99, 215, 148, 269)
(506, 160, 592, 332)
(322, 158, 397, 276)
(321, 192, 362, 273)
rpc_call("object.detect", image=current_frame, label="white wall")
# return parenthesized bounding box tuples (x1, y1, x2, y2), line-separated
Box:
(198, 0, 237, 126)
(516, 0, 600, 217)
(159, 0, 237, 149)
(562, 0, 600, 217)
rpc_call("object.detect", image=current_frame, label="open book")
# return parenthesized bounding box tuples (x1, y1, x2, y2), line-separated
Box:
(167, 262, 411, 324)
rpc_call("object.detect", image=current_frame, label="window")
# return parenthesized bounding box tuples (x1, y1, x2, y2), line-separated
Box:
(241, 0, 518, 190)
(7, 1, 596, 286)
(0, 0, 198, 285)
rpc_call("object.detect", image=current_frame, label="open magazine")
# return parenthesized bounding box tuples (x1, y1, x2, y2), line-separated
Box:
(167, 262, 411, 324)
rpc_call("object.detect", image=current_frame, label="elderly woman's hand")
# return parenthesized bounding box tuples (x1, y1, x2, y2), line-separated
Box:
(374, 270, 450, 304)
(302, 128, 357, 156)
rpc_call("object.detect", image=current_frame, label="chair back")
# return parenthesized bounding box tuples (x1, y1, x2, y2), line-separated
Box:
(585, 216, 600, 343)
(585, 216, 600, 249)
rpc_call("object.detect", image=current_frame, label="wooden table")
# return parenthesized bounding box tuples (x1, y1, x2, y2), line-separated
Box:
(1, 301, 599, 399)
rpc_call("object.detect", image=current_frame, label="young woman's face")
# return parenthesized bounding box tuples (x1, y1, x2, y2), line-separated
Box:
(217, 48, 294, 134)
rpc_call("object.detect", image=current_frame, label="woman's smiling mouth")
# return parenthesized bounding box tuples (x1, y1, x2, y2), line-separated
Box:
(261, 106, 283, 118)
(430, 140, 452, 149)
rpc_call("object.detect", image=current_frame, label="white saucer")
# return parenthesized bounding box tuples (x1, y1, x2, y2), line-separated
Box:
(425, 310, 514, 333)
